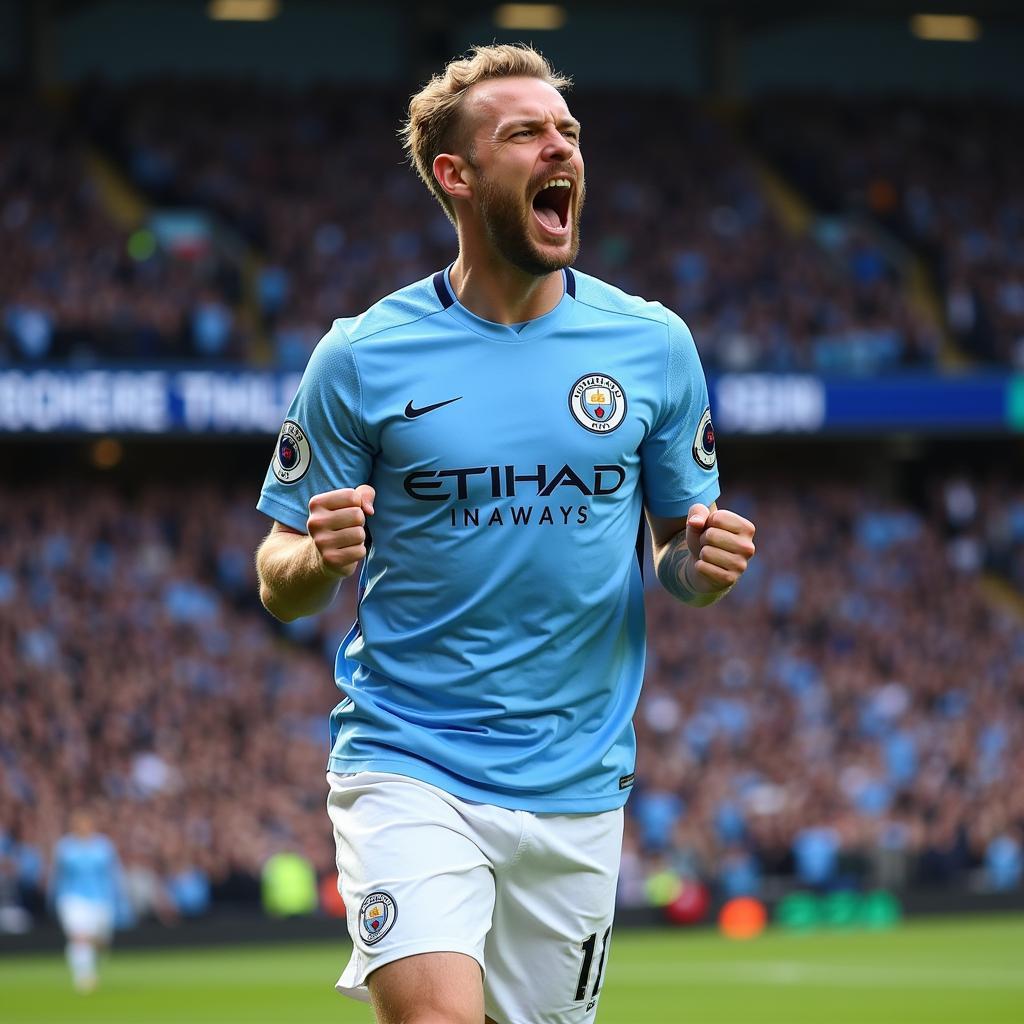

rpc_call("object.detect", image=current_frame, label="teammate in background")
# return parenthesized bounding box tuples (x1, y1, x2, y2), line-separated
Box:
(256, 44, 755, 1024)
(49, 810, 121, 993)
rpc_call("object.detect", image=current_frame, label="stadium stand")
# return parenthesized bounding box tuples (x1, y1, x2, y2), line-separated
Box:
(2, 477, 1020, 925)
(0, 92, 244, 363)
(748, 98, 1024, 368)
(4, 81, 945, 372)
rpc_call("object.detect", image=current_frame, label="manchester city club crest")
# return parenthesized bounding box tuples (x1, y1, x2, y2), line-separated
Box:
(568, 373, 627, 434)
(271, 419, 312, 484)
(358, 891, 397, 945)
(692, 407, 717, 469)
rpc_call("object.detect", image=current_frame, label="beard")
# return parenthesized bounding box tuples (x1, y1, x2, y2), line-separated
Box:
(474, 168, 585, 277)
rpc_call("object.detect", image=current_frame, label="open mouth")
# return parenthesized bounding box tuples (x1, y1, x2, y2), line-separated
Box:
(531, 177, 573, 236)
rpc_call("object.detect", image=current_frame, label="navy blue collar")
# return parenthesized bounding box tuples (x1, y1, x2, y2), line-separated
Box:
(432, 266, 576, 310)
(432, 265, 578, 344)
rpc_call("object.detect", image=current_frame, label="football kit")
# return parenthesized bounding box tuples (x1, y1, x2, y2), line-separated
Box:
(257, 266, 719, 1021)
(51, 834, 119, 940)
(258, 265, 719, 811)
(327, 770, 623, 1021)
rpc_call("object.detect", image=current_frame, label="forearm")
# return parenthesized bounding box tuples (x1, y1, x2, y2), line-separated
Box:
(256, 530, 344, 622)
(653, 534, 730, 608)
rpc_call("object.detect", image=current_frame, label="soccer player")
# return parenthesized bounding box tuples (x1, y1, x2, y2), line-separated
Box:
(50, 810, 122, 992)
(255, 44, 756, 1024)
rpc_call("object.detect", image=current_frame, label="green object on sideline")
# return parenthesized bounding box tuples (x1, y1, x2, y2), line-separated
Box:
(861, 889, 902, 928)
(821, 891, 860, 928)
(644, 869, 683, 907)
(261, 852, 318, 917)
(776, 890, 820, 930)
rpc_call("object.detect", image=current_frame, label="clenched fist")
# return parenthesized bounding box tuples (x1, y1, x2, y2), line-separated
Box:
(685, 503, 756, 592)
(307, 485, 376, 579)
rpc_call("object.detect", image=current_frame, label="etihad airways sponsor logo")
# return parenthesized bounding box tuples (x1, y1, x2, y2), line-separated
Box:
(403, 463, 626, 502)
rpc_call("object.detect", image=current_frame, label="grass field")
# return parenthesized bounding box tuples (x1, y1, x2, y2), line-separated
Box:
(3, 915, 1022, 1023)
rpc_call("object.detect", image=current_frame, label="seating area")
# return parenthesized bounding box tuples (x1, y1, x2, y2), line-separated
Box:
(2, 82, 973, 372)
(0, 93, 244, 364)
(2, 475, 1020, 924)
(749, 98, 1024, 368)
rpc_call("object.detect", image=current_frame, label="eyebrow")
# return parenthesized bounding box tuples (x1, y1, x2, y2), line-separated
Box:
(495, 116, 582, 136)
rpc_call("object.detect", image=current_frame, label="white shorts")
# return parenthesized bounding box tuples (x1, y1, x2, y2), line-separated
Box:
(327, 771, 623, 1024)
(56, 895, 114, 941)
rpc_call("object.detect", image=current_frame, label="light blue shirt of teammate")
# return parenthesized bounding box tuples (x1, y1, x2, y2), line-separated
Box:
(50, 834, 120, 906)
(258, 266, 719, 813)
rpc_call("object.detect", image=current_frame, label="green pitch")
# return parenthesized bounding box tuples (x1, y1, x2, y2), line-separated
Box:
(3, 915, 1022, 1023)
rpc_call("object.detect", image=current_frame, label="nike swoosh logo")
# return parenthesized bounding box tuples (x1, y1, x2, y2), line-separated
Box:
(404, 397, 462, 419)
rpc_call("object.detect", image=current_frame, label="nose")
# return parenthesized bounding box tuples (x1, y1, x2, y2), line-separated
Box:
(540, 125, 575, 162)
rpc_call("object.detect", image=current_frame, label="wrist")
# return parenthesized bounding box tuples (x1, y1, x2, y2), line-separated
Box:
(308, 536, 339, 580)
(685, 552, 734, 605)
(682, 551, 704, 594)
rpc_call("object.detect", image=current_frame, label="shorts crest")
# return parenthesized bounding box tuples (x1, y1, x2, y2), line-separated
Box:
(358, 890, 397, 945)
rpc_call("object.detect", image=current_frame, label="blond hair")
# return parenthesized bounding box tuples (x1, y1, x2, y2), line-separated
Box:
(401, 43, 572, 224)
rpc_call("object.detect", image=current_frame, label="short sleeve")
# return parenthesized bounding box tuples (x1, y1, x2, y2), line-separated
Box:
(641, 311, 720, 518)
(256, 322, 375, 533)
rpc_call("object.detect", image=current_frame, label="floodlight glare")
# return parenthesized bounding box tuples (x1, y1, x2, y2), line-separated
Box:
(909, 14, 981, 42)
(208, 0, 280, 21)
(494, 4, 568, 31)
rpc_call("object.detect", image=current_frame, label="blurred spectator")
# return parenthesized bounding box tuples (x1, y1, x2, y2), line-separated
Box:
(793, 826, 841, 889)
(985, 832, 1022, 892)
(166, 862, 211, 918)
(0, 841, 33, 934)
(121, 855, 176, 927)
(718, 844, 761, 900)
(190, 290, 235, 359)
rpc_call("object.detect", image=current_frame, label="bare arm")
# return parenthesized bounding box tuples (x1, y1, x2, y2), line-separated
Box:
(647, 501, 756, 608)
(256, 485, 375, 622)
(256, 523, 342, 622)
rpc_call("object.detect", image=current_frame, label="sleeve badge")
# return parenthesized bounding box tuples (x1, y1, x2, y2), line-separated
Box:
(692, 407, 716, 469)
(272, 420, 312, 484)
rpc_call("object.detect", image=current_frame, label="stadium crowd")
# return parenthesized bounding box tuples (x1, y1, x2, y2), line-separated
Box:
(2, 80, 949, 373)
(623, 477, 1024, 904)
(0, 92, 244, 364)
(749, 98, 1024, 368)
(1, 474, 1021, 930)
(0, 483, 345, 928)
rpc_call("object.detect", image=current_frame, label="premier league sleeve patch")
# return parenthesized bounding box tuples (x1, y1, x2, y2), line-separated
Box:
(272, 420, 312, 484)
(358, 891, 397, 945)
(692, 407, 716, 469)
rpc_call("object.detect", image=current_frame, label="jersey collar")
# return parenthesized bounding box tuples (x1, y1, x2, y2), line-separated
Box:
(432, 264, 577, 343)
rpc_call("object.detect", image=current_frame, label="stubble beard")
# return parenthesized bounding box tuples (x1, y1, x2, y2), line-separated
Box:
(475, 171, 585, 277)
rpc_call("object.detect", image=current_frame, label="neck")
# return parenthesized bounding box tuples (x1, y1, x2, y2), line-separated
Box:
(449, 237, 565, 325)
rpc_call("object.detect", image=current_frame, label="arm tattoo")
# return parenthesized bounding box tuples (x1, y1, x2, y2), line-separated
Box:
(655, 533, 725, 608)
(655, 534, 699, 603)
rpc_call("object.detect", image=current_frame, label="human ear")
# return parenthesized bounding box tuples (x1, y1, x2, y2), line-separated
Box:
(433, 153, 473, 202)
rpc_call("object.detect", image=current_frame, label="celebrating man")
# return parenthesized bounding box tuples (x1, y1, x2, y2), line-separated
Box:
(256, 43, 755, 1024)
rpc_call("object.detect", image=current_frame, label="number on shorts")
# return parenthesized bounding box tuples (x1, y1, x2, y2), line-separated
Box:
(574, 926, 611, 1001)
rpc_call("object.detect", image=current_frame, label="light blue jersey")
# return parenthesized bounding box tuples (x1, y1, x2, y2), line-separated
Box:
(51, 835, 120, 906)
(258, 267, 719, 812)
